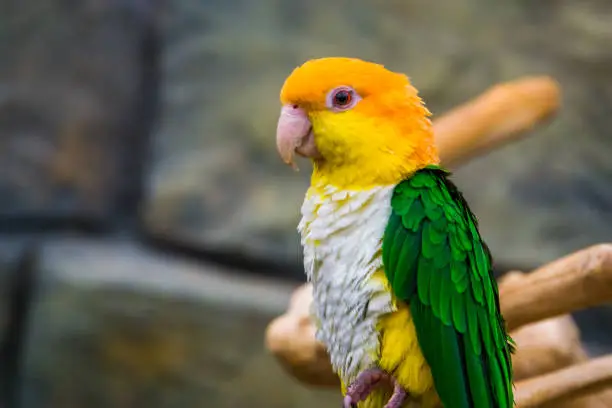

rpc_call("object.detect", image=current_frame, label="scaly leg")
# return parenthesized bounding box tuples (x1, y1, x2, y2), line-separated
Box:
(342, 368, 408, 408)
(385, 379, 408, 408)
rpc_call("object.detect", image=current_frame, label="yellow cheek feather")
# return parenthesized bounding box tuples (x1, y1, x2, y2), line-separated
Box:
(309, 103, 439, 191)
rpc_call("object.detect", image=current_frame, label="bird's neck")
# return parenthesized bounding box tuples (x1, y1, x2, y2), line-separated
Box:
(310, 148, 440, 191)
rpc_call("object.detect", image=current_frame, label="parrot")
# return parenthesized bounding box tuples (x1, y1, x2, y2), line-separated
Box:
(274, 57, 515, 408)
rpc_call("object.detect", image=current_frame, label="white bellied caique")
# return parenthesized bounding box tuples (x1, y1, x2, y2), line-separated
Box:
(275, 57, 515, 408)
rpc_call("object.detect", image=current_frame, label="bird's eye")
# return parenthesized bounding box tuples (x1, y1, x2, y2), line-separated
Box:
(333, 90, 352, 106)
(326, 86, 360, 111)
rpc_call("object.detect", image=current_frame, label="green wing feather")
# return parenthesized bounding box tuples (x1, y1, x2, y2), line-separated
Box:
(382, 165, 515, 408)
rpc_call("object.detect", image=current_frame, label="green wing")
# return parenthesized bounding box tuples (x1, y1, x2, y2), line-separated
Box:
(382, 165, 514, 408)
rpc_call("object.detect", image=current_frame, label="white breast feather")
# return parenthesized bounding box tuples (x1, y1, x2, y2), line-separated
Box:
(298, 184, 396, 384)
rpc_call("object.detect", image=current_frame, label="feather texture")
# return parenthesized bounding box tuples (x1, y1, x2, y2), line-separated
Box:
(382, 165, 515, 408)
(299, 184, 396, 383)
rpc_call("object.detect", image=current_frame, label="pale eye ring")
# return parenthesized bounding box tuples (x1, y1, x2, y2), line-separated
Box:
(326, 86, 360, 111)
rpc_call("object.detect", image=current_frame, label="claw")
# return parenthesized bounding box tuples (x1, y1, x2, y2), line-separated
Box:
(342, 368, 408, 408)
(342, 395, 358, 408)
(385, 379, 408, 408)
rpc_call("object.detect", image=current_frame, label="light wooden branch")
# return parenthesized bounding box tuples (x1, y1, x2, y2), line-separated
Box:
(501, 244, 612, 332)
(433, 76, 560, 168)
(266, 246, 612, 406)
(515, 355, 612, 408)
(509, 313, 586, 382)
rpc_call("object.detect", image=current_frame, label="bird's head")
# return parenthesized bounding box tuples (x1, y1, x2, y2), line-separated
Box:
(276, 57, 439, 189)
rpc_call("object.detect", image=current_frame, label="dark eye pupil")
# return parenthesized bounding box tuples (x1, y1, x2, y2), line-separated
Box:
(334, 90, 351, 106)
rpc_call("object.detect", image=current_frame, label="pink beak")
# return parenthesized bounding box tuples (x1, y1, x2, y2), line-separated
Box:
(276, 104, 320, 170)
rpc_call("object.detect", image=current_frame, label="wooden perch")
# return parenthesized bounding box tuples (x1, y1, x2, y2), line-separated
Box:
(515, 355, 612, 408)
(509, 313, 586, 382)
(433, 76, 561, 168)
(501, 244, 612, 332)
(265, 283, 338, 387)
(266, 247, 612, 406)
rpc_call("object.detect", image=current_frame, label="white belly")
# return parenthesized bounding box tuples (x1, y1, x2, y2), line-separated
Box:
(298, 184, 396, 383)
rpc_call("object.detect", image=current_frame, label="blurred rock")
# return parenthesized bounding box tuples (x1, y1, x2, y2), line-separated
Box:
(0, 0, 158, 226)
(145, 0, 612, 271)
(18, 239, 337, 408)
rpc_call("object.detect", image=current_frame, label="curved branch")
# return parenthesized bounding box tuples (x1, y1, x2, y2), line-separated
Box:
(434, 76, 560, 168)
(501, 244, 612, 332)
(515, 355, 612, 408)
(265, 284, 340, 386)
(510, 315, 586, 381)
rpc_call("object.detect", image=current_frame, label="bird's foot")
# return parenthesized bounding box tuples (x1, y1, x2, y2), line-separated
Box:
(342, 368, 408, 408)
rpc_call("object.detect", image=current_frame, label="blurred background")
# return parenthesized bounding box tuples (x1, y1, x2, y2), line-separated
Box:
(0, 0, 611, 407)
